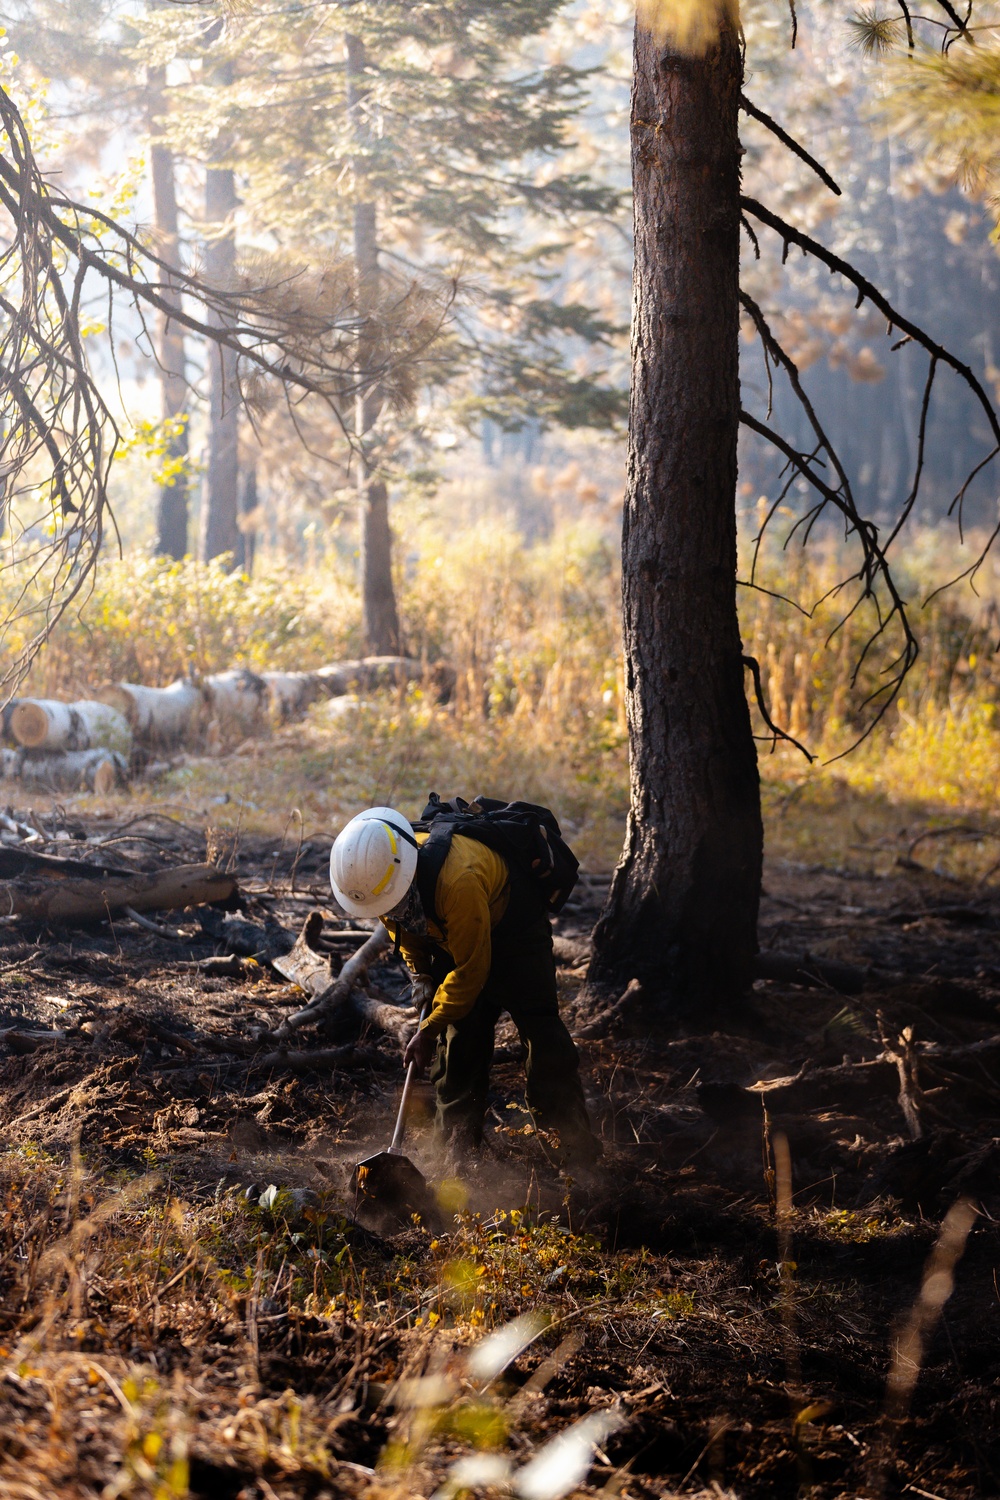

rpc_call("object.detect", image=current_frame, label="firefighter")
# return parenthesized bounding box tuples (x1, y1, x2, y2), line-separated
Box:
(330, 804, 600, 1169)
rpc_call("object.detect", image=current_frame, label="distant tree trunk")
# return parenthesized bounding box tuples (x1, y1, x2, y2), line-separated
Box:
(346, 33, 401, 655)
(200, 56, 240, 565)
(147, 67, 188, 560)
(587, 18, 762, 1013)
(237, 458, 258, 574)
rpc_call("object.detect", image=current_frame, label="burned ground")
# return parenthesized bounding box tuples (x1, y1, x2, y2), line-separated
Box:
(0, 802, 997, 1499)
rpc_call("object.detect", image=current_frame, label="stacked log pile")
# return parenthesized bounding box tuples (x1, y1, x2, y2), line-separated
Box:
(0, 655, 452, 793)
(0, 699, 132, 793)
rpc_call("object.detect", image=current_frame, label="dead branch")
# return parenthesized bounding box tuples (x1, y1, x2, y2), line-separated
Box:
(741, 654, 814, 761)
(123, 905, 184, 940)
(877, 1014, 926, 1140)
(739, 288, 921, 744)
(749, 1034, 1000, 1115)
(270, 922, 392, 1041)
(740, 95, 842, 195)
(351, 990, 416, 1044)
(576, 978, 647, 1039)
(741, 196, 1000, 487)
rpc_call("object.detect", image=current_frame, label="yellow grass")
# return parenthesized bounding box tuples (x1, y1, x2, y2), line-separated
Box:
(2, 513, 999, 873)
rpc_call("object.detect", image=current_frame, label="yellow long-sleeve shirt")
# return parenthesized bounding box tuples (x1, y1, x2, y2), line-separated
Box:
(384, 832, 510, 1035)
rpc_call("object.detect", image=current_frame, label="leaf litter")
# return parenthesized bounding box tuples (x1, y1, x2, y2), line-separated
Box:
(0, 802, 997, 1497)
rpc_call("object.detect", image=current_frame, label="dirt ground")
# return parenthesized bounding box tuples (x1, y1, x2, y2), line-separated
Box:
(0, 791, 998, 1500)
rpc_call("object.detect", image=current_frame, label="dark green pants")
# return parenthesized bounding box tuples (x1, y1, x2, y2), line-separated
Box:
(429, 918, 597, 1159)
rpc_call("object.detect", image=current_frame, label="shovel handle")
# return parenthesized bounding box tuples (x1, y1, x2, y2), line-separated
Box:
(389, 999, 430, 1155)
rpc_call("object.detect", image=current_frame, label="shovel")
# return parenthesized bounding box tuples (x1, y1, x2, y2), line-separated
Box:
(351, 1005, 435, 1229)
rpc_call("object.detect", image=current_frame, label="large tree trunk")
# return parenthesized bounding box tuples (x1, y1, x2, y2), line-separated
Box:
(345, 35, 401, 656)
(147, 67, 189, 560)
(587, 17, 762, 1014)
(200, 55, 241, 565)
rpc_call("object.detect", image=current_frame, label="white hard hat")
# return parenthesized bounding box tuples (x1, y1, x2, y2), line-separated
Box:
(330, 805, 419, 919)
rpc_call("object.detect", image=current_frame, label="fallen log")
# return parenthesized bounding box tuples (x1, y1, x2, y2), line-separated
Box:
(753, 950, 870, 995)
(98, 679, 202, 746)
(270, 922, 392, 1040)
(0, 699, 19, 744)
(9, 699, 132, 756)
(314, 656, 422, 696)
(202, 668, 268, 732)
(16, 748, 128, 794)
(351, 990, 416, 1044)
(0, 862, 237, 923)
(0, 846, 133, 880)
(261, 670, 330, 721)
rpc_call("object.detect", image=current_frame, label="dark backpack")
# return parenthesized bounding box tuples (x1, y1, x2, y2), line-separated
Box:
(413, 793, 579, 933)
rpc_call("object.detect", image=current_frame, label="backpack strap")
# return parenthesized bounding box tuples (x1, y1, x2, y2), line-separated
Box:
(414, 819, 456, 932)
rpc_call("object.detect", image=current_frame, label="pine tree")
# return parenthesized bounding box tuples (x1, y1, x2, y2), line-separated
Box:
(134, 0, 625, 647)
(587, 0, 1000, 1016)
(199, 34, 241, 565)
(146, 65, 189, 560)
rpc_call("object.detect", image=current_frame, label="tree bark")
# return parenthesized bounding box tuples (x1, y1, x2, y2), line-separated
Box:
(147, 67, 189, 560)
(345, 34, 401, 656)
(200, 54, 241, 564)
(588, 18, 762, 1013)
(99, 679, 202, 747)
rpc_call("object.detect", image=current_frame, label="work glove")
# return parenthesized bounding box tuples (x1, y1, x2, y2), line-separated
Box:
(410, 975, 436, 1016)
(400, 975, 437, 1075)
(403, 1025, 436, 1077)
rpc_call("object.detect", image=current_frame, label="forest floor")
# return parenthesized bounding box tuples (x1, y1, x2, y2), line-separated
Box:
(0, 779, 997, 1500)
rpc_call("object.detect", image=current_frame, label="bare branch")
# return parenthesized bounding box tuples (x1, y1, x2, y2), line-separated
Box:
(741, 196, 1000, 451)
(740, 95, 842, 196)
(742, 653, 815, 761)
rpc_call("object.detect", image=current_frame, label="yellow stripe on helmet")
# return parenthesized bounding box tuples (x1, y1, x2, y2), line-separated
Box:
(369, 821, 401, 898)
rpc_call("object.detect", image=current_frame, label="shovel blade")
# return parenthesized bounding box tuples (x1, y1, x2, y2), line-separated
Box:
(351, 1149, 434, 1230)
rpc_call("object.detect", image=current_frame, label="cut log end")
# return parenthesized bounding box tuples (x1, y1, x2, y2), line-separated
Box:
(93, 758, 119, 796)
(9, 701, 49, 748)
